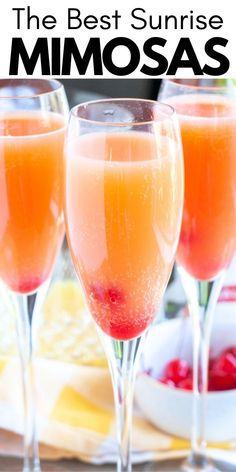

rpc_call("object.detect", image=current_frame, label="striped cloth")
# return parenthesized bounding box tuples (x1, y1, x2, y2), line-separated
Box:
(1, 356, 235, 465)
(0, 258, 235, 465)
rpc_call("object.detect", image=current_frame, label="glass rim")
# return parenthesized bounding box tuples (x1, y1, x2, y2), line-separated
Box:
(164, 78, 236, 93)
(0, 78, 64, 100)
(70, 98, 176, 127)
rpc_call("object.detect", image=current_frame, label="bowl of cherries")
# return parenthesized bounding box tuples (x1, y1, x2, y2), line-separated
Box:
(135, 315, 236, 442)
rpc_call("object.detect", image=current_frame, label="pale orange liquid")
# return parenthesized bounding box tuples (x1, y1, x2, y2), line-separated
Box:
(66, 132, 183, 339)
(170, 95, 236, 280)
(0, 111, 65, 293)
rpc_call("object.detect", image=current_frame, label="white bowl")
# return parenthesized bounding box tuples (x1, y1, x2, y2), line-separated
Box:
(135, 315, 236, 442)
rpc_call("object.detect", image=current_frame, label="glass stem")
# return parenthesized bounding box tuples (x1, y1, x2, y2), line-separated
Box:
(179, 267, 225, 469)
(99, 330, 145, 472)
(12, 283, 49, 472)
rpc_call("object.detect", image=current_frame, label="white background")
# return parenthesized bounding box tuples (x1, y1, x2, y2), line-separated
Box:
(0, 0, 235, 78)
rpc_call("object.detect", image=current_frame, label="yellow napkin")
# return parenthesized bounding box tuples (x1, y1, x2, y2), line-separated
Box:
(0, 280, 235, 465)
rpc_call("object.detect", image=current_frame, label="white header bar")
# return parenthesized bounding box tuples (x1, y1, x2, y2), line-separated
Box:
(0, 0, 235, 78)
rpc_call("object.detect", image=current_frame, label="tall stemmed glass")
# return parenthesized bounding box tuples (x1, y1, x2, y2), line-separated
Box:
(64, 98, 184, 471)
(159, 79, 236, 471)
(0, 79, 68, 471)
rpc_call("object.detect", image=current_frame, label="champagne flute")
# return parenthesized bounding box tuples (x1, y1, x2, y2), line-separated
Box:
(159, 79, 236, 471)
(0, 79, 68, 472)
(64, 98, 184, 471)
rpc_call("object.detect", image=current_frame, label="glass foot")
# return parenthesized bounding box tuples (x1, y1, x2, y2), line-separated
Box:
(22, 462, 41, 472)
(183, 454, 222, 472)
(22, 468, 41, 472)
(148, 456, 230, 472)
(183, 464, 221, 472)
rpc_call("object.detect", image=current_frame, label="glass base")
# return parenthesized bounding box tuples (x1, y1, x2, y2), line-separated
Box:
(183, 456, 221, 472)
(23, 466, 41, 472)
(183, 466, 221, 472)
(149, 456, 232, 472)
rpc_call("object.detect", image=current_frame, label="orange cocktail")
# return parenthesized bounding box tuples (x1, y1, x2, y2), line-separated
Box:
(0, 111, 65, 293)
(66, 131, 183, 339)
(171, 95, 236, 281)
